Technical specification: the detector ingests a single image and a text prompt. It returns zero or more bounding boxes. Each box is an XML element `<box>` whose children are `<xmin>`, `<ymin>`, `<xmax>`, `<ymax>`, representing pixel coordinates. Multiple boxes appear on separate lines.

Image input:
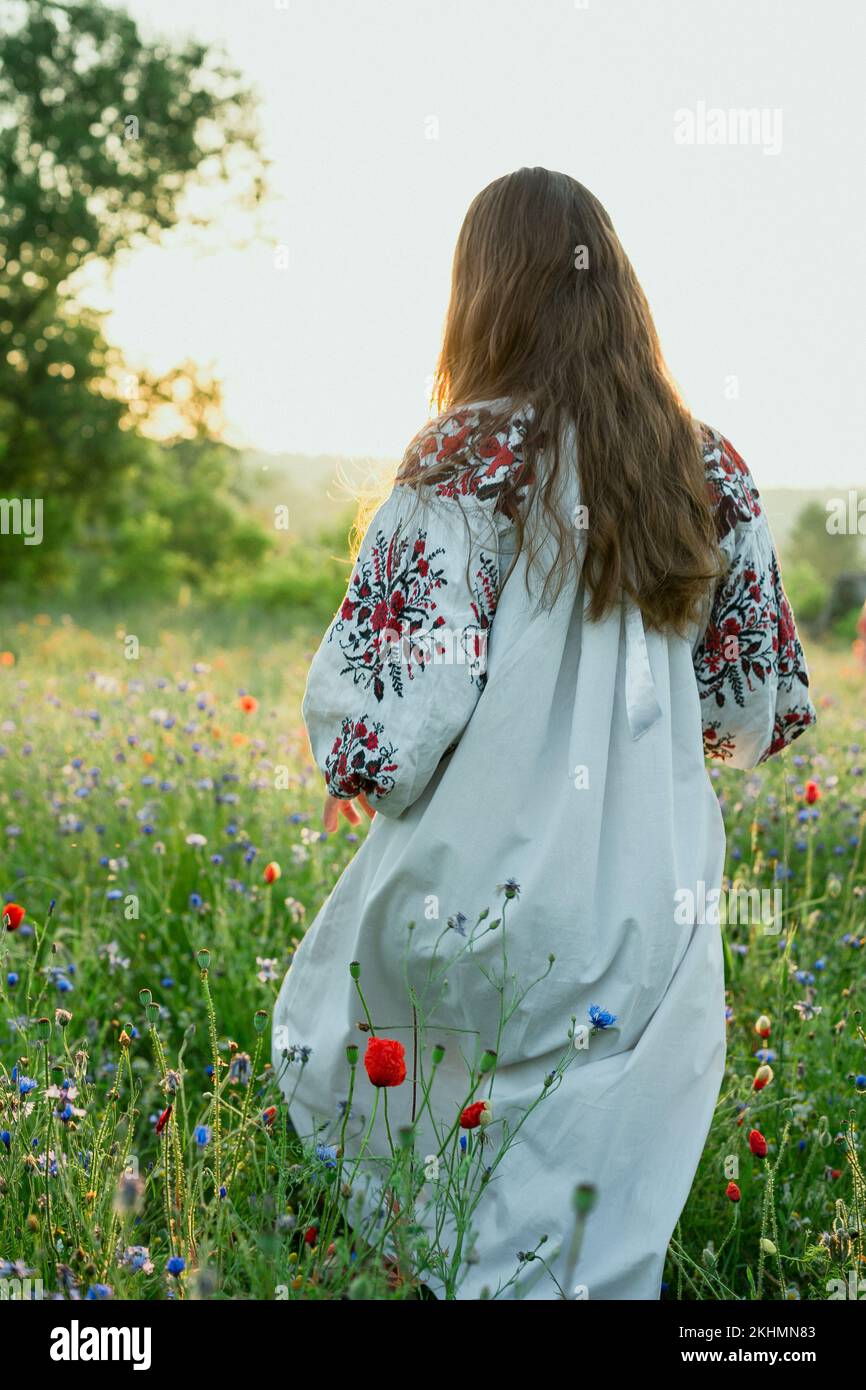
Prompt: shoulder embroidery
<box><xmin>405</xmin><ymin>405</ymin><xmax>535</xmax><ymax>505</ymax></box>
<box><xmin>700</xmin><ymin>424</ymin><xmax>762</xmax><ymax>542</ymax></box>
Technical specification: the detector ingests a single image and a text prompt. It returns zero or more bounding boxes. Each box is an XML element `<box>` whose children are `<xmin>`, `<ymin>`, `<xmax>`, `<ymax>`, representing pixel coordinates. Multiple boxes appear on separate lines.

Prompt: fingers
<box><xmin>323</xmin><ymin>792</ymin><xmax>375</xmax><ymax>831</ymax></box>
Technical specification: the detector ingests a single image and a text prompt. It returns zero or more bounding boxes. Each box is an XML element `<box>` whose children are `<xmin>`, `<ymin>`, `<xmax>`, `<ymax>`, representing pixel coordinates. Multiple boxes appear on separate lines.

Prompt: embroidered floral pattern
<box><xmin>700</xmin><ymin>424</ymin><xmax>762</xmax><ymax>540</ymax></box>
<box><xmin>694</xmin><ymin>428</ymin><xmax>816</xmax><ymax>763</ymax></box>
<box><xmin>405</xmin><ymin>405</ymin><xmax>535</xmax><ymax>505</ymax></box>
<box><xmin>328</xmin><ymin>525</ymin><xmax>448</xmax><ymax>702</ymax></box>
<box><xmin>462</xmin><ymin>552</ymin><xmax>499</xmax><ymax>690</ymax></box>
<box><xmin>324</xmin><ymin>715</ymin><xmax>399</xmax><ymax>801</ymax></box>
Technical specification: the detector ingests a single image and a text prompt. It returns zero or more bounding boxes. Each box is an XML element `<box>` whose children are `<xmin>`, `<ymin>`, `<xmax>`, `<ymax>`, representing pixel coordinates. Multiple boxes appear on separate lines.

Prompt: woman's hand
<box><xmin>323</xmin><ymin>791</ymin><xmax>376</xmax><ymax>833</ymax></box>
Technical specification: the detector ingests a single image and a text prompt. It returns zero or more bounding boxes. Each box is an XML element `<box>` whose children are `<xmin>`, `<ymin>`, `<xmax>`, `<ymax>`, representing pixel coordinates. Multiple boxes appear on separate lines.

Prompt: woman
<box><xmin>272</xmin><ymin>168</ymin><xmax>816</xmax><ymax>1299</ymax></box>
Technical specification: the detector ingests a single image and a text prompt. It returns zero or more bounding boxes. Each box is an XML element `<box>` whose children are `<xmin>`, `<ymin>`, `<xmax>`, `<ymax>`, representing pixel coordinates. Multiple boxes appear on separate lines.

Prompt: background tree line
<box><xmin>0</xmin><ymin>0</ymin><xmax>348</xmax><ymax>623</ymax></box>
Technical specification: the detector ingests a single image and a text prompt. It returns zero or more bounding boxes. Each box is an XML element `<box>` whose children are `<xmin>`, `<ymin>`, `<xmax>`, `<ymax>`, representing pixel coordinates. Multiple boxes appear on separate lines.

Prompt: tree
<box><xmin>788</xmin><ymin>501</ymin><xmax>863</xmax><ymax>583</ymax></box>
<box><xmin>0</xmin><ymin>0</ymin><xmax>268</xmax><ymax>596</ymax></box>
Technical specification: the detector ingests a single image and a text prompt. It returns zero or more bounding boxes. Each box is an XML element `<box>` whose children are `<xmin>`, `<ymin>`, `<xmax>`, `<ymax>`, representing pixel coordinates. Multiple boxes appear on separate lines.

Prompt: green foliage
<box><xmin>0</xmin><ymin>0</ymin><xmax>269</xmax><ymax>603</ymax></box>
<box><xmin>221</xmin><ymin>513</ymin><xmax>353</xmax><ymax>628</ymax></box>
<box><xmin>829</xmin><ymin>605</ymin><xmax>864</xmax><ymax>646</ymax></box>
<box><xmin>783</xmin><ymin>560</ymin><xmax>830</xmax><ymax>628</ymax></box>
<box><xmin>788</xmin><ymin>501</ymin><xmax>863</xmax><ymax>582</ymax></box>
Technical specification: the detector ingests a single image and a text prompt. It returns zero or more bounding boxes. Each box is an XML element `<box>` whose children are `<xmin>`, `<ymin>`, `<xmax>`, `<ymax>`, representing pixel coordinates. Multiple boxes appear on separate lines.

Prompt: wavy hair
<box><xmin>396</xmin><ymin>167</ymin><xmax>722</xmax><ymax>632</ymax></box>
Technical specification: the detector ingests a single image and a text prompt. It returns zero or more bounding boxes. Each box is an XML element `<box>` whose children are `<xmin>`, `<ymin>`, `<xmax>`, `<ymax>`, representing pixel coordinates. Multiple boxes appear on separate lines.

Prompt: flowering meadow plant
<box><xmin>0</xmin><ymin>618</ymin><xmax>863</xmax><ymax>1299</ymax></box>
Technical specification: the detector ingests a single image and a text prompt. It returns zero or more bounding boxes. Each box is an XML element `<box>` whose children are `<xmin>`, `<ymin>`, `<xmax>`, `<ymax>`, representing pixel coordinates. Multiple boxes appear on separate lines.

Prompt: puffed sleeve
<box><xmin>693</xmin><ymin>429</ymin><xmax>817</xmax><ymax>769</ymax></box>
<box><xmin>302</xmin><ymin>483</ymin><xmax>501</xmax><ymax>818</ymax></box>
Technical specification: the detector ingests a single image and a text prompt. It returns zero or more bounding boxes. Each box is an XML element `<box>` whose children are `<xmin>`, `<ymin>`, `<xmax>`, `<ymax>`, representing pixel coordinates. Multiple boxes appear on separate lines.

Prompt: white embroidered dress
<box><xmin>271</xmin><ymin>404</ymin><xmax>815</xmax><ymax>1300</ymax></box>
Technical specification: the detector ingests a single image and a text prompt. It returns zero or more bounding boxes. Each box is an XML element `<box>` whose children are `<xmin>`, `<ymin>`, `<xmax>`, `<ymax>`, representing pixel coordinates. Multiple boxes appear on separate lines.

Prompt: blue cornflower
<box><xmin>856</xmin><ymin>1075</ymin><xmax>866</xmax><ymax>1092</ymax></box>
<box><xmin>189</xmin><ymin>893</ymin><xmax>202</xmax><ymax>909</ymax></box>
<box><xmin>86</xmin><ymin>1284</ymin><xmax>113</xmax><ymax>1300</ymax></box>
<box><xmin>166</xmin><ymin>1256</ymin><xmax>185</xmax><ymax>1277</ymax></box>
<box><xmin>7</xmin><ymin>972</ymin><xmax>17</xmax><ymax>987</ymax></box>
<box><xmin>588</xmin><ymin>1004</ymin><xmax>618</xmax><ymax>1031</ymax></box>
<box><xmin>316</xmin><ymin>1143</ymin><xmax>338</xmax><ymax>1168</ymax></box>
<box><xmin>18</xmin><ymin>1077</ymin><xmax>37</xmax><ymax>1096</ymax></box>
<box><xmin>194</xmin><ymin>1125</ymin><xmax>211</xmax><ymax>1148</ymax></box>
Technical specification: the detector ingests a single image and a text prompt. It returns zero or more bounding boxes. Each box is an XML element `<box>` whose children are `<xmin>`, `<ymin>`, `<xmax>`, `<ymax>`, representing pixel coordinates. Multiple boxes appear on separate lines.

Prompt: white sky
<box><xmin>99</xmin><ymin>0</ymin><xmax>866</xmax><ymax>487</ymax></box>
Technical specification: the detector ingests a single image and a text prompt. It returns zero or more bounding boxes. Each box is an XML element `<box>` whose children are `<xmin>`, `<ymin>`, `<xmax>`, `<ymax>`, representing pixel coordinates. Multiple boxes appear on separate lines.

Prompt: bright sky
<box><xmin>99</xmin><ymin>0</ymin><xmax>866</xmax><ymax>486</ymax></box>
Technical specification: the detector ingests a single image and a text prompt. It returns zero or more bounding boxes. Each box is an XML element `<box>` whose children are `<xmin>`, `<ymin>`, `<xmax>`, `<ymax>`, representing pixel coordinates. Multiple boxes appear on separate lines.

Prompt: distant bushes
<box><xmin>783</xmin><ymin>561</ymin><xmax>831</xmax><ymax>628</ymax></box>
<box><xmin>206</xmin><ymin>517</ymin><xmax>353</xmax><ymax>628</ymax></box>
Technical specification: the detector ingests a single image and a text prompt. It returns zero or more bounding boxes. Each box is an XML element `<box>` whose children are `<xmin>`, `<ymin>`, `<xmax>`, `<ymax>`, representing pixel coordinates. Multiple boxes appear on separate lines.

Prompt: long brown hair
<box><xmin>397</xmin><ymin>168</ymin><xmax>722</xmax><ymax>631</ymax></box>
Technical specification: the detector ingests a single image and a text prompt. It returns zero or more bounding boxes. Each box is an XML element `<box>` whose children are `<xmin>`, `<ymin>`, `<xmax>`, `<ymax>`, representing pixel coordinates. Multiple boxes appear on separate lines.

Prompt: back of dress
<box><xmin>272</xmin><ymin>401</ymin><xmax>815</xmax><ymax>1299</ymax></box>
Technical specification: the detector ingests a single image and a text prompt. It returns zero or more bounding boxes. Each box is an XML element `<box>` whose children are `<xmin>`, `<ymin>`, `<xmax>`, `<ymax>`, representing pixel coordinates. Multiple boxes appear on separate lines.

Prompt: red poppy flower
<box><xmin>460</xmin><ymin>1100</ymin><xmax>492</xmax><ymax>1129</ymax></box>
<box><xmin>304</xmin><ymin>1225</ymin><xmax>318</xmax><ymax>1246</ymax></box>
<box><xmin>364</xmin><ymin>1037</ymin><xmax>406</xmax><ymax>1088</ymax></box>
<box><xmin>263</xmin><ymin>861</ymin><xmax>281</xmax><ymax>884</ymax></box>
<box><xmin>262</xmin><ymin>1106</ymin><xmax>277</xmax><ymax>1126</ymax></box>
<box><xmin>804</xmin><ymin>780</ymin><xmax>820</xmax><ymax>804</ymax></box>
<box><xmin>238</xmin><ymin>695</ymin><xmax>258</xmax><ymax>713</ymax></box>
<box><xmin>2</xmin><ymin>903</ymin><xmax>25</xmax><ymax>931</ymax></box>
<box><xmin>155</xmin><ymin>1104</ymin><xmax>172</xmax><ymax>1135</ymax></box>
<box><xmin>748</xmin><ymin>1128</ymin><xmax>768</xmax><ymax>1157</ymax></box>
<box><xmin>726</xmin><ymin>1181</ymin><xmax>741</xmax><ymax>1202</ymax></box>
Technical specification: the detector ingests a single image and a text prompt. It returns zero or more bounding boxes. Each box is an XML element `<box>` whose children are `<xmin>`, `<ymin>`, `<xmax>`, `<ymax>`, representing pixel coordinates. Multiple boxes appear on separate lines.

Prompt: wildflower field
<box><xmin>0</xmin><ymin>614</ymin><xmax>863</xmax><ymax>1301</ymax></box>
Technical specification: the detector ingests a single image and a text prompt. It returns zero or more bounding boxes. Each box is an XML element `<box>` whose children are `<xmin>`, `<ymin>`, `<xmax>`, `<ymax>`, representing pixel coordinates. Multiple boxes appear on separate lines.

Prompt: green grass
<box><xmin>0</xmin><ymin>616</ymin><xmax>863</xmax><ymax>1300</ymax></box>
